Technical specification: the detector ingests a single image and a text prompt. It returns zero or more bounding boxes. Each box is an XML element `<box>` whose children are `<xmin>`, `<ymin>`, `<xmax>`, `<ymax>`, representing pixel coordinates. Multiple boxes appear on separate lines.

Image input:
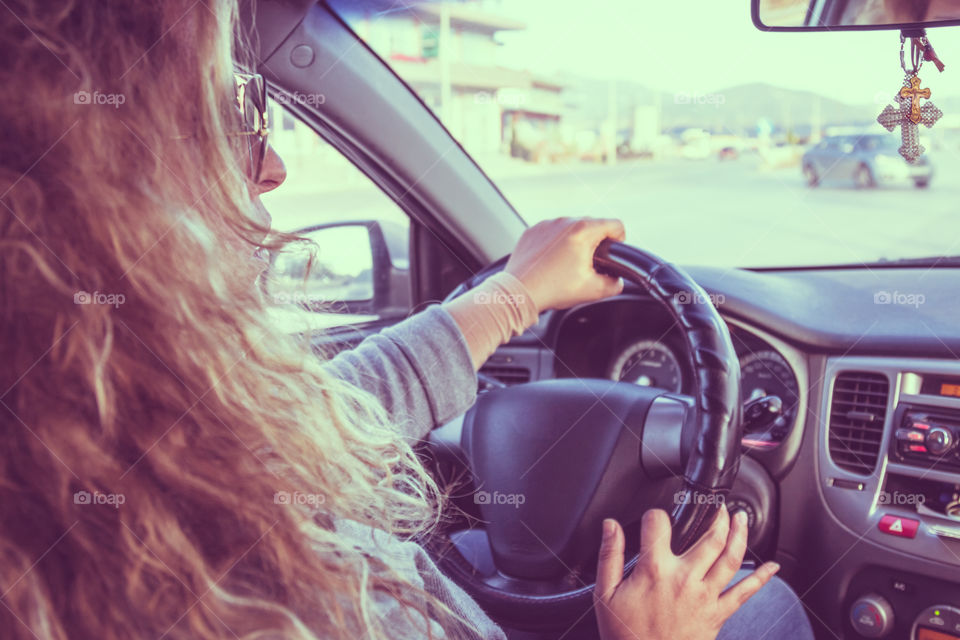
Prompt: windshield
<box><xmin>330</xmin><ymin>0</ymin><xmax>960</xmax><ymax>268</ymax></box>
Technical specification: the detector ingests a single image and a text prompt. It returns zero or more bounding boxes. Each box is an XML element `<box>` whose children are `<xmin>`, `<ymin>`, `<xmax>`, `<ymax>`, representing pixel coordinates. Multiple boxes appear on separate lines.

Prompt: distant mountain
<box><xmin>931</xmin><ymin>93</ymin><xmax>960</xmax><ymax>115</ymax></box>
<box><xmin>555</xmin><ymin>75</ymin><xmax>960</xmax><ymax>135</ymax></box>
<box><xmin>557</xmin><ymin>73</ymin><xmax>660</xmax><ymax>128</ymax></box>
<box><xmin>662</xmin><ymin>82</ymin><xmax>871</xmax><ymax>133</ymax></box>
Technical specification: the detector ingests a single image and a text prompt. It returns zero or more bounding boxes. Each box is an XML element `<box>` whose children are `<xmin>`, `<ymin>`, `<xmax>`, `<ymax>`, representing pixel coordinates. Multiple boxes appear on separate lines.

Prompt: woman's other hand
<box><xmin>594</xmin><ymin>507</ymin><xmax>781</xmax><ymax>640</ymax></box>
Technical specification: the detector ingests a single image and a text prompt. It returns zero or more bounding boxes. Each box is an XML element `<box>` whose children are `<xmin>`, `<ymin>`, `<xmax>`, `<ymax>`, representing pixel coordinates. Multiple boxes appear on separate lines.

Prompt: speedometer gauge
<box><xmin>607</xmin><ymin>340</ymin><xmax>683</xmax><ymax>393</ymax></box>
<box><xmin>739</xmin><ymin>350</ymin><xmax>800</xmax><ymax>420</ymax></box>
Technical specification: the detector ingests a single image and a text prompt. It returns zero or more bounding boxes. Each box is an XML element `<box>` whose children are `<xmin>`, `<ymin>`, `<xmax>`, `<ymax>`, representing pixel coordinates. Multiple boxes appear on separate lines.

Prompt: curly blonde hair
<box><xmin>0</xmin><ymin>1</ymin><xmax>468</xmax><ymax>638</ymax></box>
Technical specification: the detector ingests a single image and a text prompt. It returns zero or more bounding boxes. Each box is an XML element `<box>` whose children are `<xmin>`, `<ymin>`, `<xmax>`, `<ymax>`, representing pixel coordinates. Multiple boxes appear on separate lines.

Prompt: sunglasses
<box><xmin>232</xmin><ymin>72</ymin><xmax>270</xmax><ymax>183</ymax></box>
<box><xmin>171</xmin><ymin>73</ymin><xmax>270</xmax><ymax>181</ymax></box>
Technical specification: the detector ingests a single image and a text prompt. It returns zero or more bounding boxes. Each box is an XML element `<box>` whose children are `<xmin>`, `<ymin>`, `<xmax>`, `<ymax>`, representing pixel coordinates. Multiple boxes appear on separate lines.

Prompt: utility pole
<box><xmin>439</xmin><ymin>3</ymin><xmax>452</xmax><ymax>124</ymax></box>
<box><xmin>606</xmin><ymin>79</ymin><xmax>618</xmax><ymax>166</ymax></box>
<box><xmin>811</xmin><ymin>96</ymin><xmax>822</xmax><ymax>144</ymax></box>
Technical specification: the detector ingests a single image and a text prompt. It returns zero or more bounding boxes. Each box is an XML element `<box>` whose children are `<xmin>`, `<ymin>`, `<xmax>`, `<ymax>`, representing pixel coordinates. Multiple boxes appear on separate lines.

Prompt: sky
<box><xmin>493</xmin><ymin>0</ymin><xmax>960</xmax><ymax>104</ymax></box>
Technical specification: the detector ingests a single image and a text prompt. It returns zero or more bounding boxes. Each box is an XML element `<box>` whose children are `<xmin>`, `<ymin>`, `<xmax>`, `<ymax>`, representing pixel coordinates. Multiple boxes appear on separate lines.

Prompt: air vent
<box><xmin>479</xmin><ymin>365</ymin><xmax>531</xmax><ymax>386</ymax></box>
<box><xmin>828</xmin><ymin>371</ymin><xmax>890</xmax><ymax>475</ymax></box>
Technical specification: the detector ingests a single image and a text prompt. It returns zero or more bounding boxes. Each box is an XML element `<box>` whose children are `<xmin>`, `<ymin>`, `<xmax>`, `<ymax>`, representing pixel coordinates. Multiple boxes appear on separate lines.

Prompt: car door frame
<box><xmin>253</xmin><ymin>2</ymin><xmax>525</xmax><ymax>311</ymax></box>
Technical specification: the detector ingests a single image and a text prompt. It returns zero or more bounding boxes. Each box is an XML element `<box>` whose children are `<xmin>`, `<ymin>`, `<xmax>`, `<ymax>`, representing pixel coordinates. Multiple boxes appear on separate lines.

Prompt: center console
<box><xmin>819</xmin><ymin>358</ymin><xmax>960</xmax><ymax>639</ymax></box>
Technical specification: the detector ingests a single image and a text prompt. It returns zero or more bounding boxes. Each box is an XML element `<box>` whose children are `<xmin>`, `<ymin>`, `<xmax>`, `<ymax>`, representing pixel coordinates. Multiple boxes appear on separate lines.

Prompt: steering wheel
<box><xmin>427</xmin><ymin>240</ymin><xmax>742</xmax><ymax>631</ymax></box>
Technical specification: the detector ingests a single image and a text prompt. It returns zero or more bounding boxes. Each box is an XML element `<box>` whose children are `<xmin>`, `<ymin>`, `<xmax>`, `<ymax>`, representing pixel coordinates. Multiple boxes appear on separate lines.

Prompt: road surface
<box><xmin>264</xmin><ymin>152</ymin><xmax>960</xmax><ymax>269</ymax></box>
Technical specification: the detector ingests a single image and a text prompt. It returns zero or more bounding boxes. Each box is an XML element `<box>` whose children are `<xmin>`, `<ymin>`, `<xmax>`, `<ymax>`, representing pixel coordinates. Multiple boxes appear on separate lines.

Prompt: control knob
<box><xmin>927</xmin><ymin>426</ymin><xmax>954</xmax><ymax>456</ymax></box>
<box><xmin>850</xmin><ymin>594</ymin><xmax>894</xmax><ymax>638</ymax></box>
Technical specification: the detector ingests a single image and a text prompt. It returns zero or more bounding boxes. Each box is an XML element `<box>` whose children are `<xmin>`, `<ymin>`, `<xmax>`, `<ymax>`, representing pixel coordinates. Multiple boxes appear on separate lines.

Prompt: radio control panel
<box><xmin>892</xmin><ymin>405</ymin><xmax>960</xmax><ymax>473</ymax></box>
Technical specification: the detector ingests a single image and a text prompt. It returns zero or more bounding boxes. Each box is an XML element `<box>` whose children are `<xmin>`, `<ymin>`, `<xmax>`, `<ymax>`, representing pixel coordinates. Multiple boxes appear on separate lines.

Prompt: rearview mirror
<box><xmin>753</xmin><ymin>0</ymin><xmax>960</xmax><ymax>31</ymax></box>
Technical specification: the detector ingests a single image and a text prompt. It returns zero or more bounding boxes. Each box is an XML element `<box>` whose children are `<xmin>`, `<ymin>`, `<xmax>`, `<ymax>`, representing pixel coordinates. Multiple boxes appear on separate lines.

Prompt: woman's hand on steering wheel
<box><xmin>594</xmin><ymin>507</ymin><xmax>781</xmax><ymax>640</ymax></box>
<box><xmin>505</xmin><ymin>217</ymin><xmax>626</xmax><ymax>312</ymax></box>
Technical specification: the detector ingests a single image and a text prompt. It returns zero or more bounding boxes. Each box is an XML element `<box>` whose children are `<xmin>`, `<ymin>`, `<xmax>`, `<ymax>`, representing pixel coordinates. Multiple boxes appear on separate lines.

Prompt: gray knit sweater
<box><xmin>325</xmin><ymin>305</ymin><xmax>507</xmax><ymax>640</ymax></box>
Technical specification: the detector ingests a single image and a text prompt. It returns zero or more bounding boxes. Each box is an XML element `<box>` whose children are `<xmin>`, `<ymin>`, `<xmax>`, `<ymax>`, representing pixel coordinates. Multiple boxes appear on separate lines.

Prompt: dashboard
<box><xmin>475</xmin><ymin>266</ymin><xmax>960</xmax><ymax>640</ymax></box>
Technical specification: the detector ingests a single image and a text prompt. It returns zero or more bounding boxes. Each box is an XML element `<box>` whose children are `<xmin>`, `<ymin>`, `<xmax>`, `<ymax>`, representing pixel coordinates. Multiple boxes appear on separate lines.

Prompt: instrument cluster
<box><xmin>605</xmin><ymin>327</ymin><xmax>801</xmax><ymax>435</ymax></box>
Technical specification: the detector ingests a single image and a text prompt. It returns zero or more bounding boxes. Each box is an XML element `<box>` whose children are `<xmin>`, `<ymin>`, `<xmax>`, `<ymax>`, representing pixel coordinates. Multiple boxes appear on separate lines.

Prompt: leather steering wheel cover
<box><xmin>593</xmin><ymin>240</ymin><xmax>742</xmax><ymax>552</ymax></box>
<box><xmin>433</xmin><ymin>240</ymin><xmax>742</xmax><ymax>629</ymax></box>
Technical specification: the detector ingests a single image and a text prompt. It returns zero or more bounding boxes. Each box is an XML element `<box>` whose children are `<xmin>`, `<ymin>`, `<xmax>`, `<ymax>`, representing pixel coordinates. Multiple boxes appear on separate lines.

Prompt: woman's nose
<box><xmin>253</xmin><ymin>144</ymin><xmax>286</xmax><ymax>195</ymax></box>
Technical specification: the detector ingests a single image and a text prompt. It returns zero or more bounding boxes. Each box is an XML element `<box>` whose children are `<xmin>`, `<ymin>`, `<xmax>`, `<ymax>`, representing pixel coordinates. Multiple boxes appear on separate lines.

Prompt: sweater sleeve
<box><xmin>323</xmin><ymin>305</ymin><xmax>478</xmax><ymax>441</ymax></box>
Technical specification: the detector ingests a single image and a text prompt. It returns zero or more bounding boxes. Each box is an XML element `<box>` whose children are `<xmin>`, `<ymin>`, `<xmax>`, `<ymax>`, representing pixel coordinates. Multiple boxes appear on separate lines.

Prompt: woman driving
<box><xmin>0</xmin><ymin>1</ymin><xmax>813</xmax><ymax>638</ymax></box>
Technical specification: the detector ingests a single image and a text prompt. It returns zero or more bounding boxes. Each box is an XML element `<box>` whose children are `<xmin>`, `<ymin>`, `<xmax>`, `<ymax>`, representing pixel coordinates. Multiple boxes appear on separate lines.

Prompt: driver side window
<box><xmin>261</xmin><ymin>99</ymin><xmax>412</xmax><ymax>329</ymax></box>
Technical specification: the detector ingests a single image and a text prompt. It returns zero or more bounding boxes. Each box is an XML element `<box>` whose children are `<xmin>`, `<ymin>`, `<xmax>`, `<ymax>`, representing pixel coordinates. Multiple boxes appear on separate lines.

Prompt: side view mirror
<box><xmin>267</xmin><ymin>220</ymin><xmax>410</xmax><ymax>319</ymax></box>
<box><xmin>753</xmin><ymin>0</ymin><xmax>960</xmax><ymax>31</ymax></box>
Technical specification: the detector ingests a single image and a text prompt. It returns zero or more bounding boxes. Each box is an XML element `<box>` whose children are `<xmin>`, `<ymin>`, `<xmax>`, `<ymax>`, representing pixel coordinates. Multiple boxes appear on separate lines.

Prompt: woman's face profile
<box><xmin>246</xmin><ymin>144</ymin><xmax>286</xmax><ymax>230</ymax></box>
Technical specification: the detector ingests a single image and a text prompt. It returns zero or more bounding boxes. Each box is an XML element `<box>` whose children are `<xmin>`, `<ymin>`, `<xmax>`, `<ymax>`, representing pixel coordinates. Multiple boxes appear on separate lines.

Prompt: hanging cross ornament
<box><xmin>876</xmin><ymin>34</ymin><xmax>946</xmax><ymax>165</ymax></box>
<box><xmin>877</xmin><ymin>74</ymin><xmax>942</xmax><ymax>164</ymax></box>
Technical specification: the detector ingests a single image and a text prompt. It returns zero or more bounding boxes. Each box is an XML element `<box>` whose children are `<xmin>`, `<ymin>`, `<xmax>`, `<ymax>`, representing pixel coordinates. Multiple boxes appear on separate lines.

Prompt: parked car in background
<box><xmin>801</xmin><ymin>134</ymin><xmax>933</xmax><ymax>189</ymax></box>
<box><xmin>718</xmin><ymin>146</ymin><xmax>739</xmax><ymax>161</ymax></box>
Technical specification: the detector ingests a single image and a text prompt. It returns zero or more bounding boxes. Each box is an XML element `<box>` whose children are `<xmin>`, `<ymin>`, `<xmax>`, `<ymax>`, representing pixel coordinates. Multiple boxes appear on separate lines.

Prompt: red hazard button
<box><xmin>878</xmin><ymin>515</ymin><xmax>919</xmax><ymax>539</ymax></box>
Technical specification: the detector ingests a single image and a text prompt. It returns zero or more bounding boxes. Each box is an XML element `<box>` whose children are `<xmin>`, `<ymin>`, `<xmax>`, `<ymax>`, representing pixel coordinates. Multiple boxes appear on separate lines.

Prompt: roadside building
<box><xmin>316</xmin><ymin>1</ymin><xmax>566</xmax><ymax>161</ymax></box>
